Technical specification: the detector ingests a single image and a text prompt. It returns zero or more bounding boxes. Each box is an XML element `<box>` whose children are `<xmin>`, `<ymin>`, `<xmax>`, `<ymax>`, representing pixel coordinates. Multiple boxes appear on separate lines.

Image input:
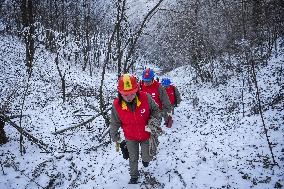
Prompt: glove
<box><xmin>114</xmin><ymin>135</ymin><xmax>121</xmax><ymax>152</ymax></box>
<box><xmin>115</xmin><ymin>142</ymin><xmax>120</xmax><ymax>152</ymax></box>
<box><xmin>164</xmin><ymin>115</ymin><xmax>173</xmax><ymax>128</ymax></box>
<box><xmin>112</xmin><ymin>132</ymin><xmax>121</xmax><ymax>143</ymax></box>
<box><xmin>145</xmin><ymin>125</ymin><xmax>151</xmax><ymax>133</ymax></box>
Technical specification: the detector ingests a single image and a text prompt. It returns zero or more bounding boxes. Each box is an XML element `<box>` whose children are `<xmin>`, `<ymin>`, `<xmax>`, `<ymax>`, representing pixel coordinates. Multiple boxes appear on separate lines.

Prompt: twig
<box><xmin>40</xmin><ymin>140</ymin><xmax>111</xmax><ymax>154</ymax></box>
<box><xmin>19</xmin><ymin>74</ymin><xmax>32</xmax><ymax>155</ymax></box>
<box><xmin>98</xmin><ymin>127</ymin><xmax>110</xmax><ymax>142</ymax></box>
<box><xmin>53</xmin><ymin>107</ymin><xmax>112</xmax><ymax>135</ymax></box>
<box><xmin>125</xmin><ymin>0</ymin><xmax>165</xmax><ymax>72</ymax></box>
<box><xmin>174</xmin><ymin>170</ymin><xmax>187</xmax><ymax>188</ymax></box>
<box><xmin>250</xmin><ymin>59</ymin><xmax>278</xmax><ymax>166</ymax></box>
<box><xmin>1</xmin><ymin>161</ymin><xmax>5</xmax><ymax>175</ymax></box>
<box><xmin>2</xmin><ymin>114</ymin><xmax>49</xmax><ymax>151</ymax></box>
<box><xmin>85</xmin><ymin>141</ymin><xmax>111</xmax><ymax>152</ymax></box>
<box><xmin>72</xmin><ymin>114</ymin><xmax>94</xmax><ymax>117</ymax></box>
<box><xmin>9</xmin><ymin>114</ymin><xmax>30</xmax><ymax>119</ymax></box>
<box><xmin>6</xmin><ymin>159</ymin><xmax>45</xmax><ymax>188</ymax></box>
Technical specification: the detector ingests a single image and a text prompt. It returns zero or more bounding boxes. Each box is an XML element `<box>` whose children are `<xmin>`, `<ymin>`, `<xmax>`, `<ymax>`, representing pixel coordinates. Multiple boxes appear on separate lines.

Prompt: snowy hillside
<box><xmin>1</xmin><ymin>34</ymin><xmax>284</xmax><ymax>189</ymax></box>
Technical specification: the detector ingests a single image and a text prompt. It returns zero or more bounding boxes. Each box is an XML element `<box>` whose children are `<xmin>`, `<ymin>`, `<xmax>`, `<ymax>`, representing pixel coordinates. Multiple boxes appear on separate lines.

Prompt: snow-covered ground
<box><xmin>0</xmin><ymin>34</ymin><xmax>283</xmax><ymax>189</ymax></box>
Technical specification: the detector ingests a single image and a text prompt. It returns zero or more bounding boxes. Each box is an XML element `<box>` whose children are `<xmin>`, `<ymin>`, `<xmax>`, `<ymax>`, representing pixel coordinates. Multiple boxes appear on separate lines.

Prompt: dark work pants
<box><xmin>126</xmin><ymin>140</ymin><xmax>152</xmax><ymax>178</ymax></box>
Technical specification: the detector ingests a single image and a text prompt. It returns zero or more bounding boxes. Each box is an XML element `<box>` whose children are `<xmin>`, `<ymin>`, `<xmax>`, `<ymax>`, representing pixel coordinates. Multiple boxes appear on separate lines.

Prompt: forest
<box><xmin>0</xmin><ymin>0</ymin><xmax>283</xmax><ymax>188</ymax></box>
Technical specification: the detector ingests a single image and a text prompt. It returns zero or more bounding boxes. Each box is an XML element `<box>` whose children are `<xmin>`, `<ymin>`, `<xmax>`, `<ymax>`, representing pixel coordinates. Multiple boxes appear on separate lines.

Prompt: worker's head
<box><xmin>117</xmin><ymin>74</ymin><xmax>138</xmax><ymax>102</ymax></box>
<box><xmin>142</xmin><ymin>68</ymin><xmax>155</xmax><ymax>86</ymax></box>
<box><xmin>161</xmin><ymin>78</ymin><xmax>171</xmax><ymax>87</ymax></box>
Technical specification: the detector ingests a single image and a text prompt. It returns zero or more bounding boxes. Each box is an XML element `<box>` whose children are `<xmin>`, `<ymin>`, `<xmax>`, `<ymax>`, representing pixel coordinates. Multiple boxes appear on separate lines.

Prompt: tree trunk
<box><xmin>55</xmin><ymin>54</ymin><xmax>66</xmax><ymax>103</ymax></box>
<box><xmin>0</xmin><ymin>116</ymin><xmax>8</xmax><ymax>144</ymax></box>
<box><xmin>21</xmin><ymin>0</ymin><xmax>35</xmax><ymax>76</ymax></box>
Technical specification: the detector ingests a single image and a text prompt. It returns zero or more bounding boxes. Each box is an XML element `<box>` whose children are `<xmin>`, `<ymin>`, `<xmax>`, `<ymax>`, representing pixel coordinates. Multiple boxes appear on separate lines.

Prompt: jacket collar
<box><xmin>121</xmin><ymin>95</ymin><xmax>141</xmax><ymax>110</ymax></box>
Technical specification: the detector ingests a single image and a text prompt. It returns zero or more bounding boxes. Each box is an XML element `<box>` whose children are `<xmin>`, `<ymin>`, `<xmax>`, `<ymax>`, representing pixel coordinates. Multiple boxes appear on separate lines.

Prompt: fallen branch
<box><xmin>7</xmin><ymin>159</ymin><xmax>45</xmax><ymax>189</ymax></box>
<box><xmin>40</xmin><ymin>141</ymin><xmax>111</xmax><ymax>154</ymax></box>
<box><xmin>53</xmin><ymin>107</ymin><xmax>112</xmax><ymax>135</ymax></box>
<box><xmin>72</xmin><ymin>114</ymin><xmax>95</xmax><ymax>117</ymax></box>
<box><xmin>9</xmin><ymin>114</ymin><xmax>30</xmax><ymax>119</ymax></box>
<box><xmin>98</xmin><ymin>127</ymin><xmax>110</xmax><ymax>143</ymax></box>
<box><xmin>85</xmin><ymin>141</ymin><xmax>111</xmax><ymax>152</ymax></box>
<box><xmin>250</xmin><ymin>58</ymin><xmax>278</xmax><ymax>166</ymax></box>
<box><xmin>250</xmin><ymin>92</ymin><xmax>284</xmax><ymax>115</ymax></box>
<box><xmin>2</xmin><ymin>114</ymin><xmax>49</xmax><ymax>151</ymax></box>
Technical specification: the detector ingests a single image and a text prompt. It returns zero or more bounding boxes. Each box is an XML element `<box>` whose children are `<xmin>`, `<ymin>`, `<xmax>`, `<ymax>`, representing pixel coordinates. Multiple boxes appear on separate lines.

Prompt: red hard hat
<box><xmin>117</xmin><ymin>74</ymin><xmax>138</xmax><ymax>95</ymax></box>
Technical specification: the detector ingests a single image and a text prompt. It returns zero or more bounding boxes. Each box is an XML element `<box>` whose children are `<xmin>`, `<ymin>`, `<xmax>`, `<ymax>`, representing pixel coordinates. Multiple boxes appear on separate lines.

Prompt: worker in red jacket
<box><xmin>110</xmin><ymin>74</ymin><xmax>162</xmax><ymax>184</ymax></box>
<box><xmin>161</xmin><ymin>78</ymin><xmax>182</xmax><ymax>113</ymax></box>
<box><xmin>140</xmin><ymin>68</ymin><xmax>172</xmax><ymax>127</ymax></box>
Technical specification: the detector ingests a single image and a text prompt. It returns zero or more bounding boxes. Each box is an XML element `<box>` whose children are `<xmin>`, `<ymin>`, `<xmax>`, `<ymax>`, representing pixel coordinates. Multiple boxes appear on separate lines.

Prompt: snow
<box><xmin>0</xmin><ymin>19</ymin><xmax>5</xmax><ymax>31</ymax></box>
<box><xmin>1</xmin><ymin>34</ymin><xmax>284</xmax><ymax>189</ymax></box>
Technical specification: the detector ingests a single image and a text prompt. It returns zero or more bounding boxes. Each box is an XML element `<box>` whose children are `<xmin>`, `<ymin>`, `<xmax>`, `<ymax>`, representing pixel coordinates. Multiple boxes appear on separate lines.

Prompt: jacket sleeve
<box><xmin>158</xmin><ymin>86</ymin><xmax>172</xmax><ymax>114</ymax></box>
<box><xmin>110</xmin><ymin>103</ymin><xmax>121</xmax><ymax>142</ymax></box>
<box><xmin>147</xmin><ymin>94</ymin><xmax>161</xmax><ymax>121</ymax></box>
<box><xmin>174</xmin><ymin>86</ymin><xmax>182</xmax><ymax>105</ymax></box>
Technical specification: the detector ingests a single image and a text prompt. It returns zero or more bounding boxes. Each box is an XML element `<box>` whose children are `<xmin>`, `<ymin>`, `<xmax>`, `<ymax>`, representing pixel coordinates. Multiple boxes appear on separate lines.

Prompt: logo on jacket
<box><xmin>140</xmin><ymin>108</ymin><xmax>145</xmax><ymax>114</ymax></box>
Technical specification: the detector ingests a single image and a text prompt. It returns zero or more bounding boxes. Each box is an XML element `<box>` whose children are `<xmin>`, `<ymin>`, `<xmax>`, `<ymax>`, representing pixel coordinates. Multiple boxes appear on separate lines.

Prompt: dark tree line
<box><xmin>139</xmin><ymin>0</ymin><xmax>284</xmax><ymax>82</ymax></box>
<box><xmin>0</xmin><ymin>0</ymin><xmax>167</xmax><ymax>141</ymax></box>
<box><xmin>0</xmin><ymin>0</ymin><xmax>114</xmax><ymax>75</ymax></box>
<box><xmin>1</xmin><ymin>0</ymin><xmax>283</xmax><ymax>78</ymax></box>
<box><xmin>0</xmin><ymin>0</ymin><xmax>283</xmax><ymax>110</ymax></box>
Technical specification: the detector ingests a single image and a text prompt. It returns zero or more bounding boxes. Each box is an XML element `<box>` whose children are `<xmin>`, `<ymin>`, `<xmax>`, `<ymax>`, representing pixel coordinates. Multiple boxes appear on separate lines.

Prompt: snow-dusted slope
<box><xmin>1</xmin><ymin>34</ymin><xmax>283</xmax><ymax>189</ymax></box>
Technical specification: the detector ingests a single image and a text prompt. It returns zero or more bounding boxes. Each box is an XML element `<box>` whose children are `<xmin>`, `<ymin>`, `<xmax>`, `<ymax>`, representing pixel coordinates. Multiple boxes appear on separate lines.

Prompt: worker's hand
<box><xmin>115</xmin><ymin>142</ymin><xmax>120</xmax><ymax>152</ymax></box>
<box><xmin>145</xmin><ymin>125</ymin><xmax>151</xmax><ymax>133</ymax></box>
<box><xmin>114</xmin><ymin>134</ymin><xmax>121</xmax><ymax>152</ymax></box>
<box><xmin>156</xmin><ymin>126</ymin><xmax>164</xmax><ymax>135</ymax></box>
<box><xmin>164</xmin><ymin>115</ymin><xmax>173</xmax><ymax>128</ymax></box>
<box><xmin>113</xmin><ymin>133</ymin><xmax>121</xmax><ymax>143</ymax></box>
<box><xmin>167</xmin><ymin>111</ymin><xmax>173</xmax><ymax>117</ymax></box>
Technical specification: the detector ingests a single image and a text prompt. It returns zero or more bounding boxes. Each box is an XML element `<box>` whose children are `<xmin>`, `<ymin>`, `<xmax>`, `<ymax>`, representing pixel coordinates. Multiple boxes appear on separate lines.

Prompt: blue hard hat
<box><xmin>161</xmin><ymin>78</ymin><xmax>171</xmax><ymax>87</ymax></box>
<box><xmin>142</xmin><ymin>68</ymin><xmax>155</xmax><ymax>81</ymax></box>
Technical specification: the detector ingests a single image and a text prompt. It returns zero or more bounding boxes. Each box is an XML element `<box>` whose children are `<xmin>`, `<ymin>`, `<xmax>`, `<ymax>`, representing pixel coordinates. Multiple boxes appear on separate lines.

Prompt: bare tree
<box><xmin>55</xmin><ymin>51</ymin><xmax>68</xmax><ymax>103</ymax></box>
<box><xmin>0</xmin><ymin>114</ymin><xmax>8</xmax><ymax>144</ymax></box>
<box><xmin>21</xmin><ymin>0</ymin><xmax>36</xmax><ymax>76</ymax></box>
<box><xmin>98</xmin><ymin>0</ymin><xmax>166</xmax><ymax>127</ymax></box>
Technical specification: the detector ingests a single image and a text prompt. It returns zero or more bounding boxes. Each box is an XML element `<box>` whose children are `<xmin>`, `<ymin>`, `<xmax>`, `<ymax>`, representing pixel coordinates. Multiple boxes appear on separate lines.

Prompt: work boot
<box><xmin>142</xmin><ymin>161</ymin><xmax>149</xmax><ymax>167</ymax></box>
<box><xmin>128</xmin><ymin>177</ymin><xmax>138</xmax><ymax>184</ymax></box>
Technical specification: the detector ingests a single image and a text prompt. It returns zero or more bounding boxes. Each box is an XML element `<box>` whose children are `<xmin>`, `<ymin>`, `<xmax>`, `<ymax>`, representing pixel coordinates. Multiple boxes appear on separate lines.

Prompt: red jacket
<box><xmin>140</xmin><ymin>80</ymin><xmax>162</xmax><ymax>110</ymax></box>
<box><xmin>113</xmin><ymin>92</ymin><xmax>150</xmax><ymax>141</ymax></box>
<box><xmin>165</xmin><ymin>85</ymin><xmax>176</xmax><ymax>105</ymax></box>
